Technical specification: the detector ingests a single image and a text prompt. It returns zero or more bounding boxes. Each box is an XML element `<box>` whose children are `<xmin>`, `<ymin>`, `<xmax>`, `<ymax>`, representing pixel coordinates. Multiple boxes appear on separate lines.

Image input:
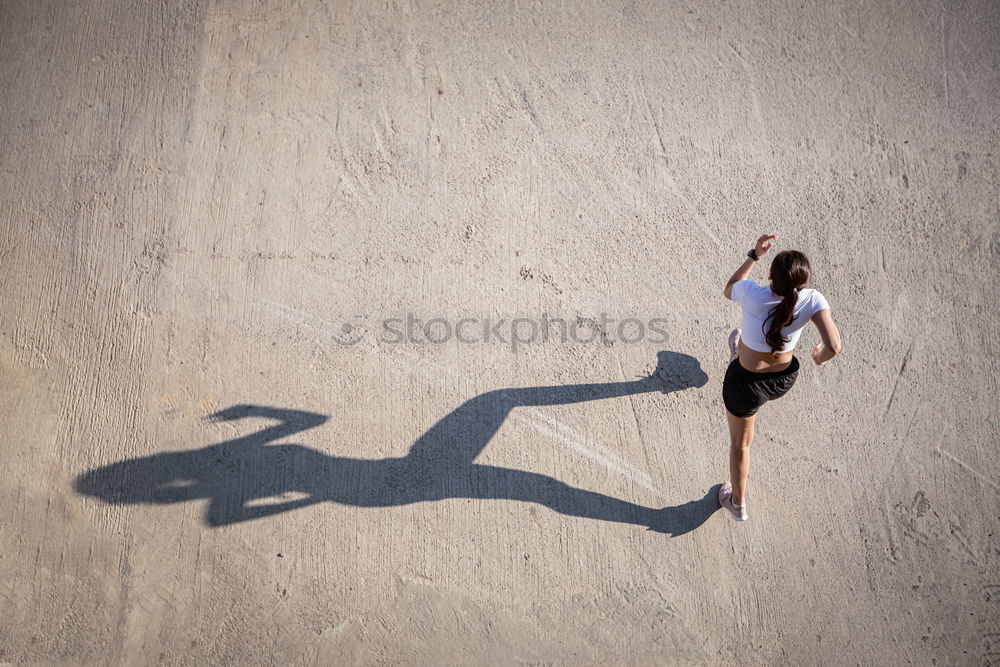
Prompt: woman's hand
<box><xmin>812</xmin><ymin>341</ymin><xmax>828</xmax><ymax>366</ymax></box>
<box><xmin>755</xmin><ymin>234</ymin><xmax>778</xmax><ymax>258</ymax></box>
<box><xmin>724</xmin><ymin>234</ymin><xmax>777</xmax><ymax>298</ymax></box>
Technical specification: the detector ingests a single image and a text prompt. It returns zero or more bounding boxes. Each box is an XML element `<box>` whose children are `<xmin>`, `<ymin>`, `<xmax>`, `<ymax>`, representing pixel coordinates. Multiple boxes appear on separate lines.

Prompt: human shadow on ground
<box><xmin>75</xmin><ymin>351</ymin><xmax>720</xmax><ymax>536</ymax></box>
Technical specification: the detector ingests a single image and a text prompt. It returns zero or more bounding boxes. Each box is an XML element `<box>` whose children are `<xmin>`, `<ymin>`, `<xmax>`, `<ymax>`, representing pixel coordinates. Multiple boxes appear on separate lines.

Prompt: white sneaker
<box><xmin>719</xmin><ymin>481</ymin><xmax>748</xmax><ymax>521</ymax></box>
<box><xmin>728</xmin><ymin>329</ymin><xmax>742</xmax><ymax>362</ymax></box>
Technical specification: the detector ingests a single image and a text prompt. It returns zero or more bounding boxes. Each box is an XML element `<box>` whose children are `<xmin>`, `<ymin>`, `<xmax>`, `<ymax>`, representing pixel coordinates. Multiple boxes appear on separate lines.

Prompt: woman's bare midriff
<box><xmin>737</xmin><ymin>340</ymin><xmax>794</xmax><ymax>372</ymax></box>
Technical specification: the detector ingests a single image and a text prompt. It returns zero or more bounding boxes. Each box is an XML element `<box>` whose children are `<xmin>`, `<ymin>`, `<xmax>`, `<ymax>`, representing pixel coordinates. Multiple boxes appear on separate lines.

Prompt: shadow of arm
<box><xmin>205</xmin><ymin>494</ymin><xmax>322</xmax><ymax>527</ymax></box>
<box><xmin>208</xmin><ymin>405</ymin><xmax>329</xmax><ymax>445</ymax></box>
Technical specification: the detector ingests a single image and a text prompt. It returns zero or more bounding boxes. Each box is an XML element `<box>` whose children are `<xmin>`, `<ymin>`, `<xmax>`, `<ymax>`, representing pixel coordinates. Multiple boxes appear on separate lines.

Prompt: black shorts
<box><xmin>722</xmin><ymin>356</ymin><xmax>800</xmax><ymax>418</ymax></box>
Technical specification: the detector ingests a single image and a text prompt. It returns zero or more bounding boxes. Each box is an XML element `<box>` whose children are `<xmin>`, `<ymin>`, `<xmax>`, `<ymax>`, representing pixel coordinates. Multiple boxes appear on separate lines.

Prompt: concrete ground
<box><xmin>1</xmin><ymin>0</ymin><xmax>997</xmax><ymax>664</ymax></box>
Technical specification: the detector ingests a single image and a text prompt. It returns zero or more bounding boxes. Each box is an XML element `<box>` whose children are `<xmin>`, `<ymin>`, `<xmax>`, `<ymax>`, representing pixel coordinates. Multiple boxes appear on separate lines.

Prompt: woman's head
<box><xmin>764</xmin><ymin>250</ymin><xmax>812</xmax><ymax>353</ymax></box>
<box><xmin>768</xmin><ymin>250</ymin><xmax>812</xmax><ymax>295</ymax></box>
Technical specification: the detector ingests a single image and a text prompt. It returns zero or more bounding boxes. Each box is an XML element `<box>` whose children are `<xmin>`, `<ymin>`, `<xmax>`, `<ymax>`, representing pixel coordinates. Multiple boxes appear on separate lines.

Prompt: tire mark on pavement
<box><xmin>934</xmin><ymin>446</ymin><xmax>1000</xmax><ymax>493</ymax></box>
<box><xmin>883</xmin><ymin>339</ymin><xmax>914</xmax><ymax>419</ymax></box>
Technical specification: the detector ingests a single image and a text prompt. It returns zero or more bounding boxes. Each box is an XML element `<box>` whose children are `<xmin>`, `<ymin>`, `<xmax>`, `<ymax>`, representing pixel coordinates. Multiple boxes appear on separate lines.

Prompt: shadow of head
<box><xmin>74</xmin><ymin>452</ymin><xmax>207</xmax><ymax>505</ymax></box>
<box><xmin>655</xmin><ymin>350</ymin><xmax>709</xmax><ymax>391</ymax></box>
<box><xmin>74</xmin><ymin>405</ymin><xmax>332</xmax><ymax>506</ymax></box>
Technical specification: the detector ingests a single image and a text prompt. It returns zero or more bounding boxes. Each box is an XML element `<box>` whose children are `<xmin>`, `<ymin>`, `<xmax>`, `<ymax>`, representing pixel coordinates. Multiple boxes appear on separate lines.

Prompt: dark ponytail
<box><xmin>763</xmin><ymin>250</ymin><xmax>812</xmax><ymax>354</ymax></box>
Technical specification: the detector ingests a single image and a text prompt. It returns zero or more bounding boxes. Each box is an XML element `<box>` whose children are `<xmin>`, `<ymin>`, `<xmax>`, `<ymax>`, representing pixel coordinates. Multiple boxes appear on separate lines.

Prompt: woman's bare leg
<box><xmin>726</xmin><ymin>411</ymin><xmax>756</xmax><ymax>505</ymax></box>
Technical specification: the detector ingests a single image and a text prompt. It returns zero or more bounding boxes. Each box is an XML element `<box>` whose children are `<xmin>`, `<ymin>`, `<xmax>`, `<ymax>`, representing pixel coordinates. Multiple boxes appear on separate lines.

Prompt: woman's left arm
<box><xmin>724</xmin><ymin>234</ymin><xmax>777</xmax><ymax>299</ymax></box>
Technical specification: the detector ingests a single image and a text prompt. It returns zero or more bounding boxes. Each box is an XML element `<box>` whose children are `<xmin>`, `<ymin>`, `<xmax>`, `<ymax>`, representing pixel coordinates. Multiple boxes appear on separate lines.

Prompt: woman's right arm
<box><xmin>810</xmin><ymin>309</ymin><xmax>842</xmax><ymax>365</ymax></box>
<box><xmin>723</xmin><ymin>234</ymin><xmax>777</xmax><ymax>299</ymax></box>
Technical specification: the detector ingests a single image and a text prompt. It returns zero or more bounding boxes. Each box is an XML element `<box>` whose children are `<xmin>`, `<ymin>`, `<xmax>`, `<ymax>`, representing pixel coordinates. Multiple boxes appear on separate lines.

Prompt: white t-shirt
<box><xmin>731</xmin><ymin>279</ymin><xmax>830</xmax><ymax>353</ymax></box>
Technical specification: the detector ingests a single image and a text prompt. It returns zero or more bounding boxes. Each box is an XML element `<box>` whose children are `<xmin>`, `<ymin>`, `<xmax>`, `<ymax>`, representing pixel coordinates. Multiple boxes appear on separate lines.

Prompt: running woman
<box><xmin>719</xmin><ymin>235</ymin><xmax>842</xmax><ymax>521</ymax></box>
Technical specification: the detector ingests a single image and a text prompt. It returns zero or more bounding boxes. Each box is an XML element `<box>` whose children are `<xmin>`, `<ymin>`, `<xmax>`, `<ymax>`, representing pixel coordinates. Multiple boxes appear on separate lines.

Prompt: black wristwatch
<box><xmin>747</xmin><ymin>249</ymin><xmax>758</xmax><ymax>261</ymax></box>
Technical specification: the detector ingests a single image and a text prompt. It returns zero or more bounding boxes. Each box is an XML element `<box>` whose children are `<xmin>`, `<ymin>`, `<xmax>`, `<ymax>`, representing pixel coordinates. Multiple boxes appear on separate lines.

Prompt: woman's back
<box><xmin>731</xmin><ymin>279</ymin><xmax>830</xmax><ymax>355</ymax></box>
